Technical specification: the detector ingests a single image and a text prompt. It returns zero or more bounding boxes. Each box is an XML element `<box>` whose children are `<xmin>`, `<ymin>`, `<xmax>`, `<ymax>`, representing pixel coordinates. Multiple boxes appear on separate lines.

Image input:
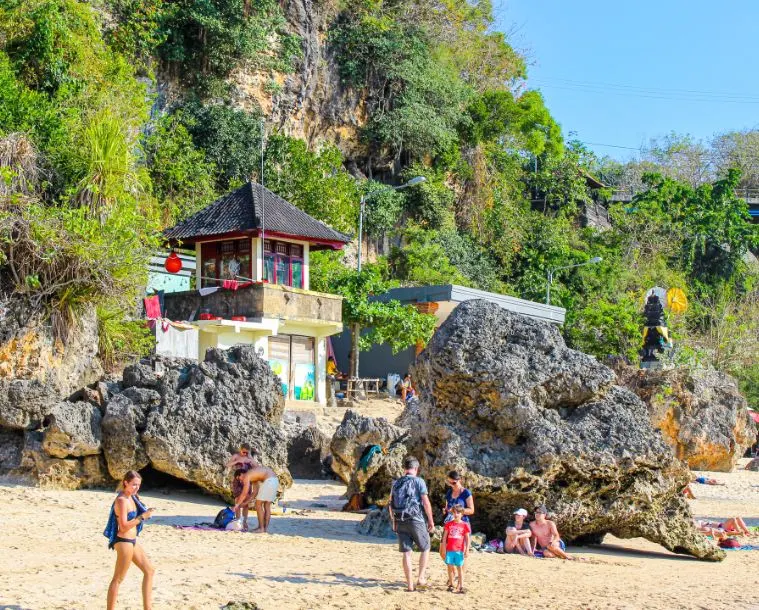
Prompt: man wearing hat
<box><xmin>504</xmin><ymin>508</ymin><xmax>533</xmax><ymax>555</ymax></box>
<box><xmin>529</xmin><ymin>505</ymin><xmax>574</xmax><ymax>560</ymax></box>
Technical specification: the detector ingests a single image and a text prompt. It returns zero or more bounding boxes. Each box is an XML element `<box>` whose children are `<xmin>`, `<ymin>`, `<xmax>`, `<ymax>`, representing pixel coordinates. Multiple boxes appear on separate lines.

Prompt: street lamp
<box><xmin>357</xmin><ymin>176</ymin><xmax>426</xmax><ymax>272</ymax></box>
<box><xmin>545</xmin><ymin>256</ymin><xmax>603</xmax><ymax>305</ymax></box>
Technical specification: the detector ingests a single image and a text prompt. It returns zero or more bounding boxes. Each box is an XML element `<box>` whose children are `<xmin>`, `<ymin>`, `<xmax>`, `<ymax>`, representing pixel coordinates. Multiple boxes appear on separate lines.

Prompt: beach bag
<box><xmin>214</xmin><ymin>507</ymin><xmax>235</xmax><ymax>529</ymax></box>
<box><xmin>391</xmin><ymin>475</ymin><xmax>421</xmax><ymax>522</ymax></box>
<box><xmin>225</xmin><ymin>518</ymin><xmax>244</xmax><ymax>532</ymax></box>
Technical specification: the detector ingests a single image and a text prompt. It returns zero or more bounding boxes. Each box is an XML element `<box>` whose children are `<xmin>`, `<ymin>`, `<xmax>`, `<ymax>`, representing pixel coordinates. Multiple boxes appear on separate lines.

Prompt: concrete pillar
<box><xmin>315</xmin><ymin>335</ymin><xmax>327</xmax><ymax>405</ymax></box>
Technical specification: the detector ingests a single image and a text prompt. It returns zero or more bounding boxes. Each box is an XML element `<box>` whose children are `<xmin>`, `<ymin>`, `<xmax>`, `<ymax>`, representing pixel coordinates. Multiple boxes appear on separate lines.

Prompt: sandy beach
<box><xmin>0</xmin><ymin>453</ymin><xmax>758</xmax><ymax>610</ymax></box>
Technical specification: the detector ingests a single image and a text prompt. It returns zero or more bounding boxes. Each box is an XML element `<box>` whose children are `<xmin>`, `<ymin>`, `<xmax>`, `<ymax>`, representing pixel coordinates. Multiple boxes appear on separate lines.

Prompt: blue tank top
<box><xmin>445</xmin><ymin>487</ymin><xmax>472</xmax><ymax>523</ymax></box>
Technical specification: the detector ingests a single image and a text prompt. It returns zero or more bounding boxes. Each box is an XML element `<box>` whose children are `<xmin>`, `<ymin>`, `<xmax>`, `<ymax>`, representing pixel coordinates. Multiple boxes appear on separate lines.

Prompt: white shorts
<box><xmin>256</xmin><ymin>477</ymin><xmax>279</xmax><ymax>502</ymax></box>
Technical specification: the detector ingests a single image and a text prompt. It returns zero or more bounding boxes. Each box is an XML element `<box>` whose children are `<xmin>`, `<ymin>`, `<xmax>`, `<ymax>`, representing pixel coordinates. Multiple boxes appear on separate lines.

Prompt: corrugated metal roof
<box><xmin>164</xmin><ymin>182</ymin><xmax>352</xmax><ymax>246</ymax></box>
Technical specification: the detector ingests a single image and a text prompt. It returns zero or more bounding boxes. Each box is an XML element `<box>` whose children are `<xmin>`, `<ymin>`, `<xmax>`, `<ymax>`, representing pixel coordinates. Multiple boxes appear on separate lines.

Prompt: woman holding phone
<box><xmin>105</xmin><ymin>470</ymin><xmax>155</xmax><ymax>610</ymax></box>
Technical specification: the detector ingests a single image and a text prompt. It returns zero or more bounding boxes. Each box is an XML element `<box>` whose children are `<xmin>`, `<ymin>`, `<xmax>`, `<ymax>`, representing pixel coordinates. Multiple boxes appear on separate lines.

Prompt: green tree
<box><xmin>179</xmin><ymin>101</ymin><xmax>263</xmax><ymax>189</ymax></box>
<box><xmin>263</xmin><ymin>134</ymin><xmax>359</xmax><ymax>233</ymax></box>
<box><xmin>144</xmin><ymin>113</ymin><xmax>218</xmax><ymax>226</ymax></box>
<box><xmin>310</xmin><ymin>254</ymin><xmax>436</xmax><ymax>377</ymax></box>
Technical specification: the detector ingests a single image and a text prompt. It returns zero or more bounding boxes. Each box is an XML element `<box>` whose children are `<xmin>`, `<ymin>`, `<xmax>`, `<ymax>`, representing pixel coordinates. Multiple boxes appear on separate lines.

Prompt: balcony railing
<box><xmin>162</xmin><ymin>283</ymin><xmax>343</xmax><ymax>325</ymax></box>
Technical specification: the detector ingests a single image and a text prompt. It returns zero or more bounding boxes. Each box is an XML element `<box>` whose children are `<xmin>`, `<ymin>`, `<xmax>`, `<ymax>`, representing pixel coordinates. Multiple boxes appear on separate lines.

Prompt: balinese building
<box><xmin>157</xmin><ymin>181</ymin><xmax>351</xmax><ymax>405</ymax></box>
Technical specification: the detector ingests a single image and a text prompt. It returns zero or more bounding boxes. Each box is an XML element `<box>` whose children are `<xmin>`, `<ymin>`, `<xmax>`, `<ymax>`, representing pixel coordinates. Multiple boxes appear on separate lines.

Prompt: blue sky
<box><xmin>499</xmin><ymin>1</ymin><xmax>759</xmax><ymax>160</ymax></box>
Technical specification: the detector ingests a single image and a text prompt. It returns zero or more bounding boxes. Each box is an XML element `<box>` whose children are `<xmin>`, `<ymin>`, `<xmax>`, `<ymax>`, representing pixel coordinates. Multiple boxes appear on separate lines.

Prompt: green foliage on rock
<box><xmin>263</xmin><ymin>135</ymin><xmax>359</xmax><ymax>234</ymax></box>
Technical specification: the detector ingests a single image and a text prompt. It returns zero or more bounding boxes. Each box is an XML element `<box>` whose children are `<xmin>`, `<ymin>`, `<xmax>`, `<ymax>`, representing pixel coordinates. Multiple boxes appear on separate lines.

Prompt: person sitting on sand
<box><xmin>692</xmin><ymin>475</ymin><xmax>725</xmax><ymax>486</ymax></box>
<box><xmin>529</xmin><ymin>505</ymin><xmax>575</xmax><ymax>560</ymax></box>
<box><xmin>694</xmin><ymin>519</ymin><xmax>729</xmax><ymax>541</ymax></box>
<box><xmin>233</xmin><ymin>466</ymin><xmax>280</xmax><ymax>533</ymax></box>
<box><xmin>503</xmin><ymin>508</ymin><xmax>533</xmax><ymax>555</ymax></box>
<box><xmin>720</xmin><ymin>517</ymin><xmax>756</xmax><ymax>537</ymax></box>
<box><xmin>682</xmin><ymin>485</ymin><xmax>696</xmax><ymax>499</ymax></box>
<box><xmin>396</xmin><ymin>373</ymin><xmax>416</xmax><ymax>403</ymax></box>
<box><xmin>105</xmin><ymin>470</ymin><xmax>155</xmax><ymax>610</ymax></box>
<box><xmin>226</xmin><ymin>444</ymin><xmax>259</xmax><ymax>530</ymax></box>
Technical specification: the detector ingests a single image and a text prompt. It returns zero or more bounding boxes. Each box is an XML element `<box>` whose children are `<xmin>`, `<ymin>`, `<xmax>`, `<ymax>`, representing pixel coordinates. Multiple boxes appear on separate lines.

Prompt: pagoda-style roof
<box><xmin>164</xmin><ymin>182</ymin><xmax>352</xmax><ymax>249</ymax></box>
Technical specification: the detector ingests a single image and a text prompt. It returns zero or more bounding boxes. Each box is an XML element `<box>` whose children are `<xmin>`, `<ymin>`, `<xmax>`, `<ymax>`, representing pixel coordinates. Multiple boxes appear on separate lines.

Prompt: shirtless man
<box><xmin>234</xmin><ymin>466</ymin><xmax>280</xmax><ymax>533</ymax></box>
<box><xmin>529</xmin><ymin>505</ymin><xmax>574</xmax><ymax>560</ymax></box>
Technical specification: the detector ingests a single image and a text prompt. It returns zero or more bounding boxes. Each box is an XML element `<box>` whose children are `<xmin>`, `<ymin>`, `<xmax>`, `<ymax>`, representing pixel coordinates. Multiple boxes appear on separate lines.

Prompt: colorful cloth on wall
<box><xmin>144</xmin><ymin>295</ymin><xmax>161</xmax><ymax>320</ymax></box>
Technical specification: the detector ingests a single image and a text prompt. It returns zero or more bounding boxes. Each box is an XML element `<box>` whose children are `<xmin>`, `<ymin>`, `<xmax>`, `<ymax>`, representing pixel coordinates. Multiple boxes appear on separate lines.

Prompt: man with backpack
<box><xmin>388</xmin><ymin>456</ymin><xmax>435</xmax><ymax>592</ymax></box>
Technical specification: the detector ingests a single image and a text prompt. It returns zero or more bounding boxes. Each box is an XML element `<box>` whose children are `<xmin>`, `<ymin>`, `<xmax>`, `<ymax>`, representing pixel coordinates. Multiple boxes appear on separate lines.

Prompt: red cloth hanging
<box><xmin>222</xmin><ymin>279</ymin><xmax>239</xmax><ymax>291</ymax></box>
<box><xmin>144</xmin><ymin>295</ymin><xmax>161</xmax><ymax>320</ymax></box>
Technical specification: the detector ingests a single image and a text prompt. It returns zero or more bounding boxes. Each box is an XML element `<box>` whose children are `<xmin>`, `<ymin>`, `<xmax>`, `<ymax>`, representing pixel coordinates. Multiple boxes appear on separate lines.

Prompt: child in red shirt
<box><xmin>439</xmin><ymin>504</ymin><xmax>471</xmax><ymax>593</ymax></box>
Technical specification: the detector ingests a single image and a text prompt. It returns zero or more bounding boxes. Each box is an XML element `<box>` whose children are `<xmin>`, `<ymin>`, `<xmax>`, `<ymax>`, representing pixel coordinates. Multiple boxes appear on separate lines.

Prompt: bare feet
<box><xmin>251</xmin><ymin>527</ymin><xmax>265</xmax><ymax>534</ymax></box>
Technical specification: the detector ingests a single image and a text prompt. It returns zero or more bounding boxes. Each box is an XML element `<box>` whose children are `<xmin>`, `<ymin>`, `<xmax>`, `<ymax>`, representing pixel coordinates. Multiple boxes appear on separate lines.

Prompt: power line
<box><xmin>534</xmin><ymin>77</ymin><xmax>759</xmax><ymax>101</ymax></box>
<box><xmin>532</xmin><ymin>79</ymin><xmax>759</xmax><ymax>104</ymax></box>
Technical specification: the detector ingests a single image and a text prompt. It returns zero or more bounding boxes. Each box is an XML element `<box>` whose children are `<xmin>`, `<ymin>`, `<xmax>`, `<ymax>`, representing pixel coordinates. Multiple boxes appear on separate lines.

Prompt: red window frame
<box><xmin>200</xmin><ymin>239</ymin><xmax>252</xmax><ymax>287</ymax></box>
<box><xmin>263</xmin><ymin>240</ymin><xmax>304</xmax><ymax>288</ymax></box>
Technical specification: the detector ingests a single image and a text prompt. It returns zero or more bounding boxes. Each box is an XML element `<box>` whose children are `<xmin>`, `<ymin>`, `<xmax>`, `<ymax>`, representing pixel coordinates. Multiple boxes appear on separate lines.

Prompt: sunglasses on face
<box><xmin>240</xmin><ymin>451</ymin><xmax>249</xmax><ymax>456</ymax></box>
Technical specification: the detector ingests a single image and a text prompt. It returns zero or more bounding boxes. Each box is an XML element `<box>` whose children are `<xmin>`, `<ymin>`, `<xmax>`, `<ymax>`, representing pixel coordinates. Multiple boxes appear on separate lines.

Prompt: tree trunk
<box><xmin>350</xmin><ymin>322</ymin><xmax>361</xmax><ymax>378</ymax></box>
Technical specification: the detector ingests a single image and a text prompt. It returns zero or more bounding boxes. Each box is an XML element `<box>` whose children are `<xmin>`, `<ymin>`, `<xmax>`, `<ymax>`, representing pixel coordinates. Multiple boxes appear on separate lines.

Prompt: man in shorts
<box><xmin>234</xmin><ymin>466</ymin><xmax>280</xmax><ymax>533</ymax></box>
<box><xmin>388</xmin><ymin>456</ymin><xmax>435</xmax><ymax>592</ymax></box>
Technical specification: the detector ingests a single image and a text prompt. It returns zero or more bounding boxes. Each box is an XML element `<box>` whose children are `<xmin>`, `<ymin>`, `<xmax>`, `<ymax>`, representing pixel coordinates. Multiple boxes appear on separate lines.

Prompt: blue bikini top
<box><xmin>103</xmin><ymin>493</ymin><xmax>147</xmax><ymax>546</ymax></box>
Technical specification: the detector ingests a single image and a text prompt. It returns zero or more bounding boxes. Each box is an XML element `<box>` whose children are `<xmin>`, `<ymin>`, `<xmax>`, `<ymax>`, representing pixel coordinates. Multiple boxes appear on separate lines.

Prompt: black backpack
<box><xmin>391</xmin><ymin>475</ymin><xmax>422</xmax><ymax>522</ymax></box>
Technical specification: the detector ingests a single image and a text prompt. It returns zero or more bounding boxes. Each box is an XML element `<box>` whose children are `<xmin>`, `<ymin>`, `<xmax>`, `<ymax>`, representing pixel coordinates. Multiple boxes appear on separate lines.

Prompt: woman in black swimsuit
<box><xmin>106</xmin><ymin>471</ymin><xmax>155</xmax><ymax>610</ymax></box>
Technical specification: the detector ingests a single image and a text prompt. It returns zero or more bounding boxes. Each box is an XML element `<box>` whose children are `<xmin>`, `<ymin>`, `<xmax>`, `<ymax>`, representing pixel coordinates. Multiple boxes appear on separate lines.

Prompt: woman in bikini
<box><xmin>106</xmin><ymin>470</ymin><xmax>155</xmax><ymax>610</ymax></box>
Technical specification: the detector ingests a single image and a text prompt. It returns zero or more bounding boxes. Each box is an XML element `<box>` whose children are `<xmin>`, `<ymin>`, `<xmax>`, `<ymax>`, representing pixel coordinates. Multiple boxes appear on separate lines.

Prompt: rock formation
<box><xmin>405</xmin><ymin>300</ymin><xmax>723</xmax><ymax>561</ymax></box>
<box><xmin>0</xmin><ymin>303</ymin><xmax>102</xmax><ymax>430</ymax></box>
<box><xmin>105</xmin><ymin>346</ymin><xmax>291</xmax><ymax>498</ymax></box>
<box><xmin>615</xmin><ymin>366</ymin><xmax>757</xmax><ymax>472</ymax></box>
<box><xmin>329</xmin><ymin>410</ymin><xmax>409</xmax><ymax>505</ymax></box>
<box><xmin>285</xmin><ymin>423</ymin><xmax>330</xmax><ymax>479</ymax></box>
<box><xmin>0</xmin><ymin>302</ymin><xmax>108</xmax><ymax>488</ymax></box>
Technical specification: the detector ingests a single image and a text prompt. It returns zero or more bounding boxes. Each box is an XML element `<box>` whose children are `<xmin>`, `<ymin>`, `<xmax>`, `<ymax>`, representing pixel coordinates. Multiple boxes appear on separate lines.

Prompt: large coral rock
<box><xmin>41</xmin><ymin>401</ymin><xmax>102</xmax><ymax>458</ymax></box>
<box><xmin>101</xmin><ymin>393</ymin><xmax>153</xmax><ymax>479</ymax></box>
<box><xmin>105</xmin><ymin>346</ymin><xmax>290</xmax><ymax>498</ymax></box>
<box><xmin>407</xmin><ymin>300</ymin><xmax>723</xmax><ymax>561</ymax></box>
<box><xmin>329</xmin><ymin>410</ymin><xmax>409</xmax><ymax>503</ymax></box>
<box><xmin>616</xmin><ymin>367</ymin><xmax>757</xmax><ymax>472</ymax></box>
<box><xmin>0</xmin><ymin>303</ymin><xmax>103</xmax><ymax>429</ymax></box>
<box><xmin>18</xmin><ymin>431</ymin><xmax>109</xmax><ymax>489</ymax></box>
<box><xmin>285</xmin><ymin>423</ymin><xmax>330</xmax><ymax>479</ymax></box>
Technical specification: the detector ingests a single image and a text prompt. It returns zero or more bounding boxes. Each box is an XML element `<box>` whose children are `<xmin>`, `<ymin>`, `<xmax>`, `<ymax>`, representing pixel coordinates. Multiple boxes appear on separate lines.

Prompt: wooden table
<box><xmin>345</xmin><ymin>377</ymin><xmax>383</xmax><ymax>400</ymax></box>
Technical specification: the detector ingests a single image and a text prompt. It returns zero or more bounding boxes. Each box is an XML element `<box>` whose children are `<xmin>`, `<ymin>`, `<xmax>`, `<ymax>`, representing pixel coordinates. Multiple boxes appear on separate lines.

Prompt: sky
<box><xmin>499</xmin><ymin>1</ymin><xmax>759</xmax><ymax>161</ymax></box>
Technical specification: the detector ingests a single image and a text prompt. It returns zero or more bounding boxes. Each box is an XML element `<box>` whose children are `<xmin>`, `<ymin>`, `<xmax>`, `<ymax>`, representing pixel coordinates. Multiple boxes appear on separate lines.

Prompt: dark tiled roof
<box><xmin>164</xmin><ymin>182</ymin><xmax>352</xmax><ymax>246</ymax></box>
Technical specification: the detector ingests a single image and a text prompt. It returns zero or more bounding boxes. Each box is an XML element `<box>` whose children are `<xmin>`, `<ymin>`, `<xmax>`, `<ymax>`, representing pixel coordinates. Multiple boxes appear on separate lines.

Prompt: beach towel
<box><xmin>720</xmin><ymin>545</ymin><xmax>759</xmax><ymax>551</ymax></box>
<box><xmin>103</xmin><ymin>495</ymin><xmax>147</xmax><ymax>547</ymax></box>
<box><xmin>358</xmin><ymin>445</ymin><xmax>382</xmax><ymax>472</ymax></box>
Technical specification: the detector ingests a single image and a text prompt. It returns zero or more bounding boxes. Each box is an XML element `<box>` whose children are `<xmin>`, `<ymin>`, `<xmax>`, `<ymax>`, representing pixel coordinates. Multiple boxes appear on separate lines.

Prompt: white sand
<box><xmin>1</xmin><ymin>458</ymin><xmax>758</xmax><ymax>610</ymax></box>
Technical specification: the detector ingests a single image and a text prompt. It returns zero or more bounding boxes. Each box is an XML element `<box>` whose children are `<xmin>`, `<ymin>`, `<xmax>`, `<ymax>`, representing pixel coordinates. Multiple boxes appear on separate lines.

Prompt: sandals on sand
<box><xmin>456</xmin><ymin>588</ymin><xmax>466</xmax><ymax>594</ymax></box>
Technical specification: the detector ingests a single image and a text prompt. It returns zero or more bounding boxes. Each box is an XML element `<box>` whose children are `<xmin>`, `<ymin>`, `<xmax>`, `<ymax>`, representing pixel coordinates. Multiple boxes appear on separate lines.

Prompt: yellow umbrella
<box><xmin>667</xmin><ymin>287</ymin><xmax>688</xmax><ymax>314</ymax></box>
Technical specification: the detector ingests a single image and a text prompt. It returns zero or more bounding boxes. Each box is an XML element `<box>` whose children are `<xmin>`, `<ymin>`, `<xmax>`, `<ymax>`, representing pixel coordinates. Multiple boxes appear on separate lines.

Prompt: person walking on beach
<box><xmin>443</xmin><ymin>470</ymin><xmax>474</xmax><ymax>523</ymax></box>
<box><xmin>388</xmin><ymin>456</ymin><xmax>435</xmax><ymax>592</ymax></box>
<box><xmin>105</xmin><ymin>471</ymin><xmax>155</xmax><ymax>610</ymax></box>
<box><xmin>440</xmin><ymin>505</ymin><xmax>470</xmax><ymax>593</ymax></box>
<box><xmin>233</xmin><ymin>466</ymin><xmax>280</xmax><ymax>533</ymax></box>
<box><xmin>529</xmin><ymin>505</ymin><xmax>574</xmax><ymax>560</ymax></box>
